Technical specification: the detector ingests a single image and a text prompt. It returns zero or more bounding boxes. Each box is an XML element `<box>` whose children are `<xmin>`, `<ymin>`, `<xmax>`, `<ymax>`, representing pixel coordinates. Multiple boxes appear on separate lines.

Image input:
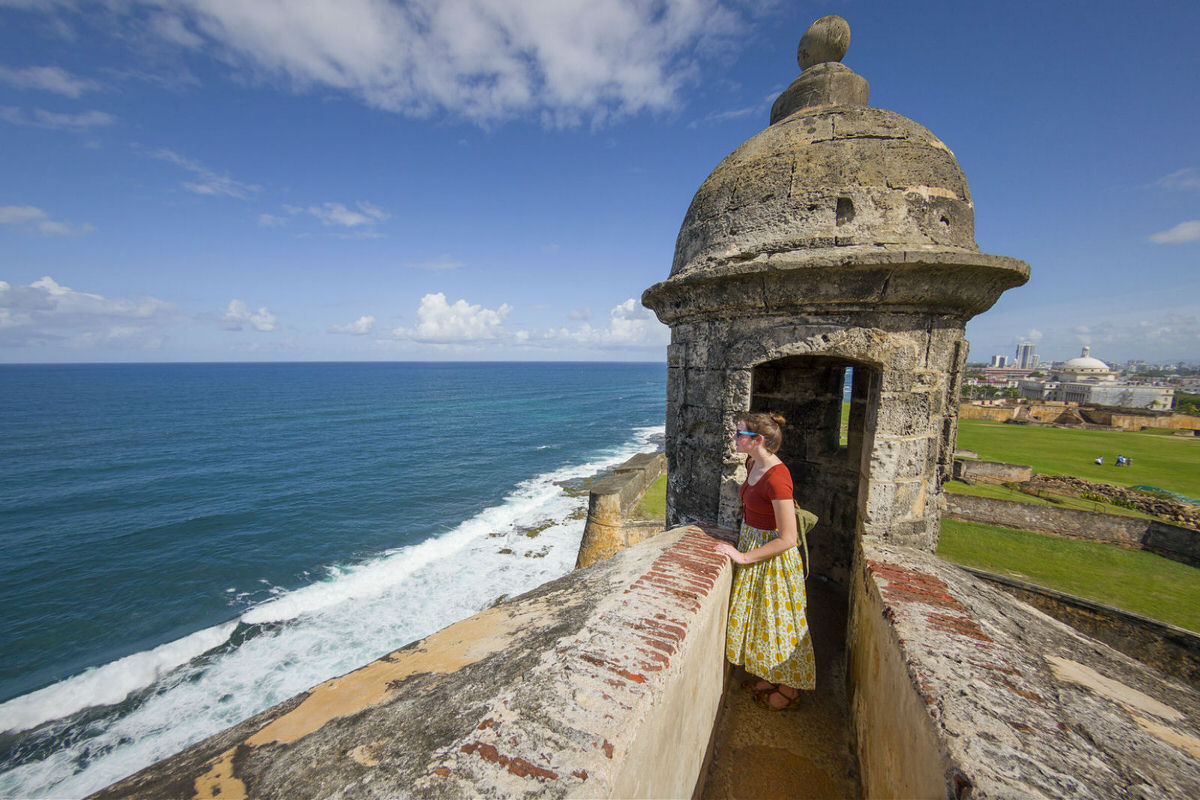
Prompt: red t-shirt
<box><xmin>739</xmin><ymin>463</ymin><xmax>793</xmax><ymax>530</ymax></box>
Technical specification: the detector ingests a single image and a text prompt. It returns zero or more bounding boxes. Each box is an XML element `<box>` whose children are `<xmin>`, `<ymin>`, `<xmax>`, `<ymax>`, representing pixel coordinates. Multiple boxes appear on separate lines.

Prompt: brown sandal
<box><xmin>740</xmin><ymin>679</ymin><xmax>777</xmax><ymax>694</ymax></box>
<box><xmin>753</xmin><ymin>687</ymin><xmax>800</xmax><ymax>711</ymax></box>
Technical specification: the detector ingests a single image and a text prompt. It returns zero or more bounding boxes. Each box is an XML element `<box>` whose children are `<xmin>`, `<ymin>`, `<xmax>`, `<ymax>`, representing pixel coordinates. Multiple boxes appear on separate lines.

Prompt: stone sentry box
<box><xmin>642</xmin><ymin>15</ymin><xmax>1028</xmax><ymax>584</ymax></box>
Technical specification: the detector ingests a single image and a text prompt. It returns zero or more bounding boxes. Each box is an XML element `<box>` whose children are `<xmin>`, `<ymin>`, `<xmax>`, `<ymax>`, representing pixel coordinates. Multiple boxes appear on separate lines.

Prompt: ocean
<box><xmin>0</xmin><ymin>361</ymin><xmax>665</xmax><ymax>799</ymax></box>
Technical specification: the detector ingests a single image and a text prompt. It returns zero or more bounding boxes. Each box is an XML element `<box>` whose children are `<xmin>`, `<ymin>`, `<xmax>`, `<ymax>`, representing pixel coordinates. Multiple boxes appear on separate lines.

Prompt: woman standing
<box><xmin>713</xmin><ymin>412</ymin><xmax>815</xmax><ymax>710</ymax></box>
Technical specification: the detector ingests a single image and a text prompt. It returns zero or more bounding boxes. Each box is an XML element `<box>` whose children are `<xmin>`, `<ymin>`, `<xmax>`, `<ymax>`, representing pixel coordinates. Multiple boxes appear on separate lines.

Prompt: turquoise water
<box><xmin>0</xmin><ymin>361</ymin><xmax>664</xmax><ymax>798</ymax></box>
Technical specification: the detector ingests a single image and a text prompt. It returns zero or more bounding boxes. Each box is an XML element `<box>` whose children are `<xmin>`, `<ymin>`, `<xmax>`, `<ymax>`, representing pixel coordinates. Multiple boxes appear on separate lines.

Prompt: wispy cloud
<box><xmin>0</xmin><ymin>65</ymin><xmax>99</xmax><ymax>97</ymax></box>
<box><xmin>221</xmin><ymin>299</ymin><xmax>276</xmax><ymax>331</ymax></box>
<box><xmin>307</xmin><ymin>201</ymin><xmax>388</xmax><ymax>228</ymax></box>
<box><xmin>1149</xmin><ymin>220</ymin><xmax>1200</xmax><ymax>244</ymax></box>
<box><xmin>393</xmin><ymin>293</ymin><xmax>511</xmax><ymax>344</ymax></box>
<box><xmin>0</xmin><ymin>106</ymin><xmax>116</xmax><ymax>131</ymax></box>
<box><xmin>405</xmin><ymin>255</ymin><xmax>463</xmax><ymax>271</ymax></box>
<box><xmin>116</xmin><ymin>0</ymin><xmax>741</xmax><ymax>127</ymax></box>
<box><xmin>0</xmin><ymin>205</ymin><xmax>94</xmax><ymax>236</ymax></box>
<box><xmin>1153</xmin><ymin>168</ymin><xmax>1200</xmax><ymax>193</ymax></box>
<box><xmin>148</xmin><ymin>147</ymin><xmax>260</xmax><ymax>198</ymax></box>
<box><xmin>328</xmin><ymin>315</ymin><xmax>375</xmax><ymax>335</ymax></box>
<box><xmin>0</xmin><ymin>276</ymin><xmax>176</xmax><ymax>348</ymax></box>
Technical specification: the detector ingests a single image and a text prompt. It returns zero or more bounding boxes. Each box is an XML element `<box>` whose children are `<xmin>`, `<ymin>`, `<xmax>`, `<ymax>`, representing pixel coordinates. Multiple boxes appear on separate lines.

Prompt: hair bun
<box><xmin>769</xmin><ymin>413</ymin><xmax>787</xmax><ymax>426</ymax></box>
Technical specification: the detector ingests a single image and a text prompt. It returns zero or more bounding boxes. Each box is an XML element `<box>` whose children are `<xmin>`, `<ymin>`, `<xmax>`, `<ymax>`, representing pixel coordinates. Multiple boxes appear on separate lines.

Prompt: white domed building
<box><xmin>1019</xmin><ymin>347</ymin><xmax>1174</xmax><ymax>409</ymax></box>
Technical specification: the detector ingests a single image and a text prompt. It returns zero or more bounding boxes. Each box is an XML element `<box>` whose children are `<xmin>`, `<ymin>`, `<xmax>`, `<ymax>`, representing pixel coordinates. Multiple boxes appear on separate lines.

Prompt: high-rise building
<box><xmin>1015</xmin><ymin>341</ymin><xmax>1037</xmax><ymax>369</ymax></box>
<box><xmin>989</xmin><ymin>354</ymin><xmax>1009</xmax><ymax>368</ymax></box>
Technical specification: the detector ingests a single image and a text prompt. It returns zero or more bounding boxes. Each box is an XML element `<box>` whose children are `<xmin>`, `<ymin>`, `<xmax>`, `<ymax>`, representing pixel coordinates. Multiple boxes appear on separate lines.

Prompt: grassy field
<box><xmin>956</xmin><ymin>418</ymin><xmax>1200</xmax><ymax>499</ymax></box>
<box><xmin>938</xmin><ymin>519</ymin><xmax>1200</xmax><ymax>632</ymax></box>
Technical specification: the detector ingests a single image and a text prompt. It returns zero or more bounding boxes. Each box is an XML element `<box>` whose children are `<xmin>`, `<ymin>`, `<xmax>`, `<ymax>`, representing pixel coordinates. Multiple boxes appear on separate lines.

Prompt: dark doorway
<box><xmin>749</xmin><ymin>356</ymin><xmax>878</xmax><ymax>585</ymax></box>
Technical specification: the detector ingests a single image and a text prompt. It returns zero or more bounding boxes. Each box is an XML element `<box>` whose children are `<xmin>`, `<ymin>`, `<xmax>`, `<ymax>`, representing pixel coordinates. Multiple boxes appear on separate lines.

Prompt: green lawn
<box><xmin>956</xmin><ymin>418</ymin><xmax>1200</xmax><ymax>499</ymax></box>
<box><xmin>633</xmin><ymin>474</ymin><xmax>667</xmax><ymax>520</ymax></box>
<box><xmin>938</xmin><ymin>519</ymin><xmax>1200</xmax><ymax>632</ymax></box>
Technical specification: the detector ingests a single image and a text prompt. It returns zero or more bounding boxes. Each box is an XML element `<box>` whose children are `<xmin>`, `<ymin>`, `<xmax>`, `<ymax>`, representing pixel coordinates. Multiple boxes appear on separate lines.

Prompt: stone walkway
<box><xmin>700</xmin><ymin>577</ymin><xmax>860</xmax><ymax>800</ymax></box>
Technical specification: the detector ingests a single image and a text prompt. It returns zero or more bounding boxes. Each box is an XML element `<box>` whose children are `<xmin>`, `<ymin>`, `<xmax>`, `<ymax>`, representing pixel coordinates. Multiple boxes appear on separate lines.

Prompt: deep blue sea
<box><xmin>0</xmin><ymin>362</ymin><xmax>665</xmax><ymax>799</ymax></box>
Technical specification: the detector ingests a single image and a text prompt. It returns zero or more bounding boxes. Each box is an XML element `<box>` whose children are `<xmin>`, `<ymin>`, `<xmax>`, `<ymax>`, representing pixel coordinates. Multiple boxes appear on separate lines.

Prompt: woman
<box><xmin>713</xmin><ymin>412</ymin><xmax>815</xmax><ymax>710</ymax></box>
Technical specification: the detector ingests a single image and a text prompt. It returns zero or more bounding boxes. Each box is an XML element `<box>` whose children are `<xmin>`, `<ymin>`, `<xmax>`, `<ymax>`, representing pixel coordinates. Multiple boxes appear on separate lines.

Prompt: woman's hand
<box><xmin>713</xmin><ymin>541</ymin><xmax>748</xmax><ymax>565</ymax></box>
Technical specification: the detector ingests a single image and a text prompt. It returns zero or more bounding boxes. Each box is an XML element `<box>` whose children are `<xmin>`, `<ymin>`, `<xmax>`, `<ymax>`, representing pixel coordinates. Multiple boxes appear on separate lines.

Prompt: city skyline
<box><xmin>2</xmin><ymin>2</ymin><xmax>1198</xmax><ymax>363</ymax></box>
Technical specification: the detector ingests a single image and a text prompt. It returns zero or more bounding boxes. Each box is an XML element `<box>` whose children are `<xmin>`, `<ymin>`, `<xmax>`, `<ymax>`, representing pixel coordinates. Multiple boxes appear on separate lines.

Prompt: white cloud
<box><xmin>393</xmin><ymin>292</ymin><xmax>511</xmax><ymax>343</ymax></box>
<box><xmin>134</xmin><ymin>0</ymin><xmax>740</xmax><ymax>126</ymax></box>
<box><xmin>0</xmin><ymin>65</ymin><xmax>99</xmax><ymax>97</ymax></box>
<box><xmin>1025</xmin><ymin>328</ymin><xmax>1043</xmax><ymax>342</ymax></box>
<box><xmin>0</xmin><ymin>106</ymin><xmax>116</xmax><ymax>130</ymax></box>
<box><xmin>405</xmin><ymin>255</ymin><xmax>463</xmax><ymax>271</ymax></box>
<box><xmin>548</xmin><ymin>297</ymin><xmax>668</xmax><ymax>348</ymax></box>
<box><xmin>329</xmin><ymin>315</ymin><xmax>375</xmax><ymax>335</ymax></box>
<box><xmin>569</xmin><ymin>307</ymin><xmax>592</xmax><ymax>321</ymax></box>
<box><xmin>307</xmin><ymin>201</ymin><xmax>389</xmax><ymax>228</ymax></box>
<box><xmin>1154</xmin><ymin>168</ymin><xmax>1200</xmax><ymax>193</ymax></box>
<box><xmin>222</xmin><ymin>299</ymin><xmax>277</xmax><ymax>332</ymax></box>
<box><xmin>257</xmin><ymin>213</ymin><xmax>287</xmax><ymax>227</ymax></box>
<box><xmin>0</xmin><ymin>205</ymin><xmax>94</xmax><ymax>236</ymax></box>
<box><xmin>0</xmin><ymin>276</ymin><xmax>176</xmax><ymax>347</ymax></box>
<box><xmin>148</xmin><ymin>11</ymin><xmax>206</xmax><ymax>49</ymax></box>
<box><xmin>149</xmin><ymin>148</ymin><xmax>260</xmax><ymax>198</ymax></box>
<box><xmin>1149</xmin><ymin>220</ymin><xmax>1200</xmax><ymax>244</ymax></box>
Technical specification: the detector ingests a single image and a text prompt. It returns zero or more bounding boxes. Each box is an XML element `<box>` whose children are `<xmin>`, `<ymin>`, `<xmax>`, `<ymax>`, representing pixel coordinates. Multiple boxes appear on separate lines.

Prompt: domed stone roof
<box><xmin>670</xmin><ymin>105</ymin><xmax>978</xmax><ymax>278</ymax></box>
<box><xmin>644</xmin><ymin>15</ymin><xmax>1028</xmax><ymax>322</ymax></box>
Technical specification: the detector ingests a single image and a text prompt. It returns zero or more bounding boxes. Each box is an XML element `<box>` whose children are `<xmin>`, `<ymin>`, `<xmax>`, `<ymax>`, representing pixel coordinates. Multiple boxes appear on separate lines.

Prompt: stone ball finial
<box><xmin>797</xmin><ymin>15</ymin><xmax>850</xmax><ymax>70</ymax></box>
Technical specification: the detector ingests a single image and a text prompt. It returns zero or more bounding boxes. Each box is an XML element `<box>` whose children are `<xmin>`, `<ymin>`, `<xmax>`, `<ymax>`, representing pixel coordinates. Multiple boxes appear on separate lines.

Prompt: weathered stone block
<box><xmin>869</xmin><ymin>435</ymin><xmax>931</xmax><ymax>482</ymax></box>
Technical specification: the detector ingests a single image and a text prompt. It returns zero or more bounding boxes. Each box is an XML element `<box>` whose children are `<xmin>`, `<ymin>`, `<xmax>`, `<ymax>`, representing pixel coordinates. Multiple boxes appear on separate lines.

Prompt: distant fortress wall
<box><xmin>575</xmin><ymin>452</ymin><xmax>666</xmax><ymax>569</ymax></box>
<box><xmin>960</xmin><ymin>401</ymin><xmax>1200</xmax><ymax>432</ymax></box>
<box><xmin>952</xmin><ymin>458</ymin><xmax>1033</xmax><ymax>484</ymax></box>
<box><xmin>944</xmin><ymin>493</ymin><xmax>1200</xmax><ymax>568</ymax></box>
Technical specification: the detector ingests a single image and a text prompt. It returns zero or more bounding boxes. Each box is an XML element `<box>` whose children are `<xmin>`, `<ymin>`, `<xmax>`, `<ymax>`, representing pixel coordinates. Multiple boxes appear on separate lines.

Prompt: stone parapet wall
<box><xmin>91</xmin><ymin>526</ymin><xmax>732</xmax><ymax>800</ymax></box>
<box><xmin>944</xmin><ymin>493</ymin><xmax>1200</xmax><ymax>567</ymax></box>
<box><xmin>958</xmin><ymin>402</ymin><xmax>1200</xmax><ymax>432</ymax></box>
<box><xmin>1104</xmin><ymin>411</ymin><xmax>1200</xmax><ymax>432</ymax></box>
<box><xmin>951</xmin><ymin>458</ymin><xmax>1032</xmax><ymax>484</ymax></box>
<box><xmin>962</xmin><ymin>567</ymin><xmax>1200</xmax><ymax>686</ymax></box>
<box><xmin>850</xmin><ymin>542</ymin><xmax>1200</xmax><ymax>798</ymax></box>
<box><xmin>575</xmin><ymin>452</ymin><xmax>667</xmax><ymax>569</ymax></box>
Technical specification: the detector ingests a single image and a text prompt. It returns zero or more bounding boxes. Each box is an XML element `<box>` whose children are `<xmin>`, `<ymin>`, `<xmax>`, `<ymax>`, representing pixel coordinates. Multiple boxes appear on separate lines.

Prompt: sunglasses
<box><xmin>735</xmin><ymin>430</ymin><xmax>761</xmax><ymax>438</ymax></box>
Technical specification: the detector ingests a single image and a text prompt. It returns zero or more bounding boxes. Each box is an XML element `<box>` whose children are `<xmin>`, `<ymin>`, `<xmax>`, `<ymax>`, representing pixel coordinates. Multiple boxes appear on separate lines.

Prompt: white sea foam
<box><xmin>0</xmin><ymin>425</ymin><xmax>663</xmax><ymax>800</ymax></box>
<box><xmin>0</xmin><ymin>622</ymin><xmax>238</xmax><ymax>734</ymax></box>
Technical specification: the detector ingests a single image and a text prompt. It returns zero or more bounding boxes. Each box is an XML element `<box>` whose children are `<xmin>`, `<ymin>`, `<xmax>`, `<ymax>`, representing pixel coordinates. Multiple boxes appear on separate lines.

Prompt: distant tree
<box><xmin>1177</xmin><ymin>391</ymin><xmax>1200</xmax><ymax>416</ymax></box>
<box><xmin>1002</xmin><ymin>387</ymin><xmax>1020</xmax><ymax>400</ymax></box>
<box><xmin>1030</xmin><ymin>370</ymin><xmax>1045</xmax><ymax>378</ymax></box>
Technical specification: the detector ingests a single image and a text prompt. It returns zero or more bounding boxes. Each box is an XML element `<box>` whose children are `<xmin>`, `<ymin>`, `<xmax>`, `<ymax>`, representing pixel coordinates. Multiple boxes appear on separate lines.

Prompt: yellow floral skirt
<box><xmin>725</xmin><ymin>522</ymin><xmax>815</xmax><ymax>690</ymax></box>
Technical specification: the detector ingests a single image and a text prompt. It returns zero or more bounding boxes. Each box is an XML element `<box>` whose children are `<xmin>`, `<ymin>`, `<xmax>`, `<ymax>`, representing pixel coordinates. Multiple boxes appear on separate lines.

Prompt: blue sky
<box><xmin>1</xmin><ymin>1</ymin><xmax>1197</xmax><ymax>364</ymax></box>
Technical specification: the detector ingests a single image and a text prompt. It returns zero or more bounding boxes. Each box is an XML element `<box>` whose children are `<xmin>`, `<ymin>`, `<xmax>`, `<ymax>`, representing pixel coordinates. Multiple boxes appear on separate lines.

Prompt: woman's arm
<box><xmin>713</xmin><ymin>497</ymin><xmax>798</xmax><ymax>566</ymax></box>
